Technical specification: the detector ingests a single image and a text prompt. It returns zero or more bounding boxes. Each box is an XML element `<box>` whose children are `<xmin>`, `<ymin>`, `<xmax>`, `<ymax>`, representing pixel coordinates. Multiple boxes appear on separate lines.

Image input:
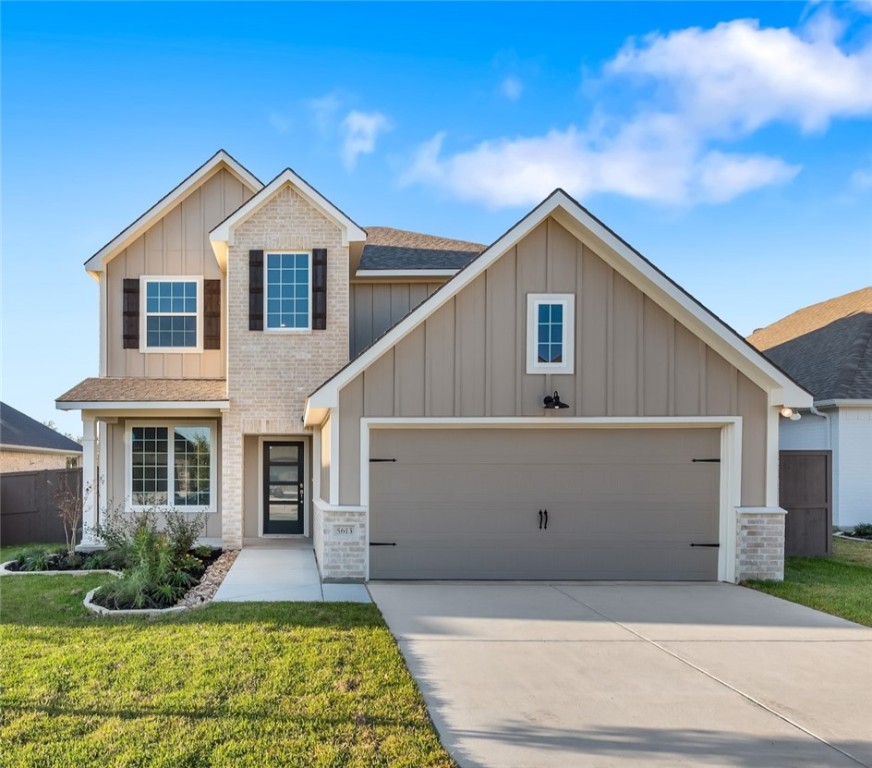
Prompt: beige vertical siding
<box><xmin>243</xmin><ymin>435</ymin><xmax>259</xmax><ymax>539</ymax></box>
<box><xmin>319</xmin><ymin>416</ymin><xmax>331</xmax><ymax>503</ymax></box>
<box><xmin>105</xmin><ymin>168</ymin><xmax>256</xmax><ymax>377</ymax></box>
<box><xmin>336</xmin><ymin>216</ymin><xmax>770</xmax><ymax>507</ymax></box>
<box><xmin>349</xmin><ymin>281</ymin><xmax>444</xmax><ymax>358</ymax></box>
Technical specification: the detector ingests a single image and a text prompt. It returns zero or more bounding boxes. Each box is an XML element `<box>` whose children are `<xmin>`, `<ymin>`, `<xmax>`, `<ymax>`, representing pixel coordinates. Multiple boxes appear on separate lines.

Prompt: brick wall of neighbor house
<box><xmin>736</xmin><ymin>510</ymin><xmax>786</xmax><ymax>581</ymax></box>
<box><xmin>313</xmin><ymin>502</ymin><xmax>367</xmax><ymax>581</ymax></box>
<box><xmin>0</xmin><ymin>451</ymin><xmax>78</xmax><ymax>472</ymax></box>
<box><xmin>221</xmin><ymin>185</ymin><xmax>349</xmax><ymax>547</ymax></box>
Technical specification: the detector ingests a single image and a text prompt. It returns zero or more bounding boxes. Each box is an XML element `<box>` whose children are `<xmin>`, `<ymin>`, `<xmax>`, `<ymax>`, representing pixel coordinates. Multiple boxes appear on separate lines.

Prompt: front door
<box><xmin>263</xmin><ymin>441</ymin><xmax>305</xmax><ymax>535</ymax></box>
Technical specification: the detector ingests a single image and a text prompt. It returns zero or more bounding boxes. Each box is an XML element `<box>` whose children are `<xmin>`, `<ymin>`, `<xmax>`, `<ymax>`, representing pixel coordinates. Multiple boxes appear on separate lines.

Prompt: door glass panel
<box><xmin>269</xmin><ymin>445</ymin><xmax>298</xmax><ymax>461</ymax></box>
<box><xmin>269</xmin><ymin>465</ymin><xmax>298</xmax><ymax>483</ymax></box>
<box><xmin>269</xmin><ymin>504</ymin><xmax>298</xmax><ymax>522</ymax></box>
<box><xmin>269</xmin><ymin>483</ymin><xmax>297</xmax><ymax>501</ymax></box>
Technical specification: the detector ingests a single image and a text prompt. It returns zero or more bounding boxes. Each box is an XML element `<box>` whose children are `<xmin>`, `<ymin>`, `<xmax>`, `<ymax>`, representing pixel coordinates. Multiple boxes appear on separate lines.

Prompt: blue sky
<box><xmin>2</xmin><ymin>1</ymin><xmax>871</xmax><ymax>437</ymax></box>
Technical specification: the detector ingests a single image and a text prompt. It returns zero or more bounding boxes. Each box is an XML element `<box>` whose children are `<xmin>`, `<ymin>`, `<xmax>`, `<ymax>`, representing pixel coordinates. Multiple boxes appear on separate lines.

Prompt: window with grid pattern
<box><xmin>266</xmin><ymin>253</ymin><xmax>310</xmax><ymax>330</ymax></box>
<box><xmin>526</xmin><ymin>294</ymin><xmax>575</xmax><ymax>374</ymax></box>
<box><xmin>145</xmin><ymin>280</ymin><xmax>198</xmax><ymax>348</ymax></box>
<box><xmin>130</xmin><ymin>424</ymin><xmax>212</xmax><ymax>509</ymax></box>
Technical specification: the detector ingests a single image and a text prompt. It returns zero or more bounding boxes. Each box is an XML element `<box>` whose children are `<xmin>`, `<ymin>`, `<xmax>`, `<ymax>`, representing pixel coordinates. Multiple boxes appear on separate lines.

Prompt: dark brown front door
<box><xmin>263</xmin><ymin>441</ymin><xmax>304</xmax><ymax>535</ymax></box>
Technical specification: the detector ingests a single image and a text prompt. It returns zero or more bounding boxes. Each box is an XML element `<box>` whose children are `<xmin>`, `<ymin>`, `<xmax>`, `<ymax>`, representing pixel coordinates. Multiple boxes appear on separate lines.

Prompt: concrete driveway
<box><xmin>369</xmin><ymin>583</ymin><xmax>872</xmax><ymax>768</ymax></box>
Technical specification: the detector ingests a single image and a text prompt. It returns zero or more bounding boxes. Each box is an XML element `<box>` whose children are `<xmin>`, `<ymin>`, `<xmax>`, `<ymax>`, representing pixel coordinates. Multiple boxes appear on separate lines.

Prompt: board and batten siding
<box><xmin>105</xmin><ymin>168</ymin><xmax>257</xmax><ymax>378</ymax></box>
<box><xmin>336</xmin><ymin>217</ymin><xmax>768</xmax><ymax>506</ymax></box>
<box><xmin>350</xmin><ymin>281</ymin><xmax>445</xmax><ymax>358</ymax></box>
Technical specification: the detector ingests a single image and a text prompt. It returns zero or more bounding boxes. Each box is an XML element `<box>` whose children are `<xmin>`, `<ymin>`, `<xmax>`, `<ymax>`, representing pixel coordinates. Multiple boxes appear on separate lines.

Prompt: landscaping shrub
<box><xmin>851</xmin><ymin>523</ymin><xmax>872</xmax><ymax>539</ymax></box>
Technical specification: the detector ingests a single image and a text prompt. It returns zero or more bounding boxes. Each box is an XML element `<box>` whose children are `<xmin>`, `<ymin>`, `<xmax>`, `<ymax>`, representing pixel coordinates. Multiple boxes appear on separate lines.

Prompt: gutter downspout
<box><xmin>809</xmin><ymin>404</ymin><xmax>831</xmax><ymax>450</ymax></box>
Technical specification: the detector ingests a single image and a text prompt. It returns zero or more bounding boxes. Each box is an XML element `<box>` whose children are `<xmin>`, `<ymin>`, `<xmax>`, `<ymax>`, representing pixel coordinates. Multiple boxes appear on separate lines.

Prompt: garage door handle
<box><xmin>544</xmin><ymin>509</ymin><xmax>548</xmax><ymax>530</ymax></box>
<box><xmin>538</xmin><ymin>510</ymin><xmax>543</xmax><ymax>529</ymax></box>
<box><xmin>690</xmin><ymin>543</ymin><xmax>720</xmax><ymax>548</ymax></box>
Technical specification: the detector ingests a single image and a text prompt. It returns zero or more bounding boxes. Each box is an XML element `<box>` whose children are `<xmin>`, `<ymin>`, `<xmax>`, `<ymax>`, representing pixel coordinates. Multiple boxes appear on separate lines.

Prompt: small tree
<box><xmin>53</xmin><ymin>476</ymin><xmax>89</xmax><ymax>559</ymax></box>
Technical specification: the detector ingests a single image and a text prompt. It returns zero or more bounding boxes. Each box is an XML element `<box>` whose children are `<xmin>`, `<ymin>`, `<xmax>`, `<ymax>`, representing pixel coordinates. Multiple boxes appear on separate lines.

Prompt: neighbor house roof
<box><xmin>56</xmin><ymin>378</ymin><xmax>228</xmax><ymax>410</ymax></box>
<box><xmin>359</xmin><ymin>227</ymin><xmax>485</xmax><ymax>271</ymax></box>
<box><xmin>84</xmin><ymin>150</ymin><xmax>263</xmax><ymax>276</ymax></box>
<box><xmin>748</xmin><ymin>286</ymin><xmax>872</xmax><ymax>402</ymax></box>
<box><xmin>0</xmin><ymin>402</ymin><xmax>82</xmax><ymax>453</ymax></box>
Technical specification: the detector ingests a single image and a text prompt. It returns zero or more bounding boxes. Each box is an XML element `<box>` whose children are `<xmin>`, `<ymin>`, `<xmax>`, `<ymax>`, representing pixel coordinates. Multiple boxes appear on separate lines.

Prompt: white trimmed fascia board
<box><xmin>354</xmin><ymin>269</ymin><xmax>459</xmax><ymax>279</ymax></box>
<box><xmin>56</xmin><ymin>400</ymin><xmax>230</xmax><ymax>411</ymax></box>
<box><xmin>307</xmin><ymin>190</ymin><xmax>811</xmax><ymax>413</ymax></box>
<box><xmin>0</xmin><ymin>444</ymin><xmax>82</xmax><ymax>455</ymax></box>
<box><xmin>84</xmin><ymin>151</ymin><xmax>262</xmax><ymax>276</ymax></box>
<box><xmin>814</xmin><ymin>399</ymin><xmax>872</xmax><ymax>408</ymax></box>
<box><xmin>360</xmin><ymin>416</ymin><xmax>741</xmax><ymax>428</ymax></box>
<box><xmin>209</xmin><ymin>168</ymin><xmax>367</xmax><ymax>266</ymax></box>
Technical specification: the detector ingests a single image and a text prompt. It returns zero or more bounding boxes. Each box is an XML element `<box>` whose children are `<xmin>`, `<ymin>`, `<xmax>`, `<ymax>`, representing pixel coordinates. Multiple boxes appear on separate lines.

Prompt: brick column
<box><xmin>735</xmin><ymin>508</ymin><xmax>786</xmax><ymax>581</ymax></box>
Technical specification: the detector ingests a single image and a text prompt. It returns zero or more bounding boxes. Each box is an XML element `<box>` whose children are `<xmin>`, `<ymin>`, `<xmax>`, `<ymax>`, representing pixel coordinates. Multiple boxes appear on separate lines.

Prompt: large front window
<box><xmin>130</xmin><ymin>424</ymin><xmax>213</xmax><ymax>510</ymax></box>
<box><xmin>266</xmin><ymin>252</ymin><xmax>311</xmax><ymax>330</ymax></box>
<box><xmin>143</xmin><ymin>278</ymin><xmax>200</xmax><ymax>349</ymax></box>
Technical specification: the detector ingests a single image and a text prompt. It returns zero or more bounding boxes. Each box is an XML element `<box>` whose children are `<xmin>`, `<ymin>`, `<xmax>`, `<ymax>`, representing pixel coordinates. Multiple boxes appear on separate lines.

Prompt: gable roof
<box><xmin>359</xmin><ymin>227</ymin><xmax>484</xmax><ymax>271</ymax></box>
<box><xmin>84</xmin><ymin>150</ymin><xmax>263</xmax><ymax>277</ymax></box>
<box><xmin>748</xmin><ymin>286</ymin><xmax>872</xmax><ymax>402</ymax></box>
<box><xmin>1</xmin><ymin>402</ymin><xmax>82</xmax><ymax>453</ymax></box>
<box><xmin>210</xmin><ymin>167</ymin><xmax>367</xmax><ymax>269</ymax></box>
<box><xmin>306</xmin><ymin>189</ymin><xmax>811</xmax><ymax>425</ymax></box>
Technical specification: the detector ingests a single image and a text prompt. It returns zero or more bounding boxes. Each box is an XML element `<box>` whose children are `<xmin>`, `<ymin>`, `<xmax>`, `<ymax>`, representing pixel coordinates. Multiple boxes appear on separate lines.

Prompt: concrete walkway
<box><xmin>212</xmin><ymin>548</ymin><xmax>370</xmax><ymax>603</ymax></box>
<box><xmin>370</xmin><ymin>582</ymin><xmax>872</xmax><ymax>768</ymax></box>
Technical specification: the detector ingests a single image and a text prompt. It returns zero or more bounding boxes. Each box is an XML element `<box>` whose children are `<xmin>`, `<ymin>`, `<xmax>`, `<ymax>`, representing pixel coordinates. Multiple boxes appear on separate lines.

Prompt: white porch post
<box><xmin>78</xmin><ymin>415</ymin><xmax>100</xmax><ymax>548</ymax></box>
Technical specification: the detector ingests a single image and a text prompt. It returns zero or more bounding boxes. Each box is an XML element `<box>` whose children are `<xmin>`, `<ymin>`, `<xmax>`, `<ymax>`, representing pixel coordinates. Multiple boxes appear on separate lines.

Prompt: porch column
<box><xmin>78</xmin><ymin>415</ymin><xmax>100</xmax><ymax>548</ymax></box>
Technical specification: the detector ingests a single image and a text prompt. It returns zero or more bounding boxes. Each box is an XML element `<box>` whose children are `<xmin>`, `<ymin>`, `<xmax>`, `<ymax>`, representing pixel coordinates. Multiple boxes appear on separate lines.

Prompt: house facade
<box><xmin>58</xmin><ymin>150</ymin><xmax>811</xmax><ymax>582</ymax></box>
<box><xmin>749</xmin><ymin>287</ymin><xmax>872</xmax><ymax>530</ymax></box>
<box><xmin>0</xmin><ymin>402</ymin><xmax>82</xmax><ymax>472</ymax></box>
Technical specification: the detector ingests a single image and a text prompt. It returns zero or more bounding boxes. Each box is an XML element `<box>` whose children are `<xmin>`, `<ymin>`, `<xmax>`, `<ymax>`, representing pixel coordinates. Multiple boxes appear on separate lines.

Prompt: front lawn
<box><xmin>0</xmin><ymin>575</ymin><xmax>454</xmax><ymax>767</ymax></box>
<box><xmin>746</xmin><ymin>537</ymin><xmax>872</xmax><ymax>627</ymax></box>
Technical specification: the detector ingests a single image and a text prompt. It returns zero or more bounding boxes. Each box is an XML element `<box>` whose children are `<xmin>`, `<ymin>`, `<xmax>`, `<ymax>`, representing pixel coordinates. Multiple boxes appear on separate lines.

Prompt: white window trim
<box><xmin>125</xmin><ymin>420</ymin><xmax>217</xmax><ymax>514</ymax></box>
<box><xmin>140</xmin><ymin>275</ymin><xmax>204</xmax><ymax>353</ymax></box>
<box><xmin>264</xmin><ymin>251</ymin><xmax>313</xmax><ymax>333</ymax></box>
<box><xmin>526</xmin><ymin>293</ymin><xmax>575</xmax><ymax>374</ymax></box>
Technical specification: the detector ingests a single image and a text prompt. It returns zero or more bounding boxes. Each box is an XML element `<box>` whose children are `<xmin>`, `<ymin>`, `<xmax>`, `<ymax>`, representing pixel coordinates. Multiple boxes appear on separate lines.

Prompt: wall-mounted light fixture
<box><xmin>780</xmin><ymin>407</ymin><xmax>802</xmax><ymax>421</ymax></box>
<box><xmin>543</xmin><ymin>391</ymin><xmax>570</xmax><ymax>410</ymax></box>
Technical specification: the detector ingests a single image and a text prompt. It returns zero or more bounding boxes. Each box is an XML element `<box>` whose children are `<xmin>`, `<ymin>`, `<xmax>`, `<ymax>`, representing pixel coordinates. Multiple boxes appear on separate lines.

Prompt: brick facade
<box><xmin>313</xmin><ymin>502</ymin><xmax>367</xmax><ymax>581</ymax></box>
<box><xmin>221</xmin><ymin>184</ymin><xmax>350</xmax><ymax>547</ymax></box>
<box><xmin>735</xmin><ymin>509</ymin><xmax>786</xmax><ymax>581</ymax></box>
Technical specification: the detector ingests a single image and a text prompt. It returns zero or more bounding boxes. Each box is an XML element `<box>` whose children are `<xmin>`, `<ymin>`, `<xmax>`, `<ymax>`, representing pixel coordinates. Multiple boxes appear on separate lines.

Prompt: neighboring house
<box><xmin>748</xmin><ymin>287</ymin><xmax>872</xmax><ymax>529</ymax></box>
<box><xmin>0</xmin><ymin>402</ymin><xmax>82</xmax><ymax>472</ymax></box>
<box><xmin>57</xmin><ymin>150</ymin><xmax>811</xmax><ymax>583</ymax></box>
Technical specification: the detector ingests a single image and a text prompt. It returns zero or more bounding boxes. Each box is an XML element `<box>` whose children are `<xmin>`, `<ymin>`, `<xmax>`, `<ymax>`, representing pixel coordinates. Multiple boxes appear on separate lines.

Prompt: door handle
<box><xmin>538</xmin><ymin>510</ymin><xmax>543</xmax><ymax>529</ymax></box>
<box><xmin>298</xmin><ymin>485</ymin><xmax>304</xmax><ymax>503</ymax></box>
<box><xmin>544</xmin><ymin>509</ymin><xmax>548</xmax><ymax>530</ymax></box>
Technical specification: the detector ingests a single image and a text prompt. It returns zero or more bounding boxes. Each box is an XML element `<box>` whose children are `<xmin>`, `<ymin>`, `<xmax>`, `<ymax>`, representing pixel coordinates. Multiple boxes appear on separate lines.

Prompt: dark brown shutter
<box><xmin>249</xmin><ymin>250</ymin><xmax>264</xmax><ymax>331</ymax></box>
<box><xmin>203</xmin><ymin>279</ymin><xmax>221</xmax><ymax>349</ymax></box>
<box><xmin>122</xmin><ymin>278</ymin><xmax>140</xmax><ymax>349</ymax></box>
<box><xmin>312</xmin><ymin>248</ymin><xmax>327</xmax><ymax>330</ymax></box>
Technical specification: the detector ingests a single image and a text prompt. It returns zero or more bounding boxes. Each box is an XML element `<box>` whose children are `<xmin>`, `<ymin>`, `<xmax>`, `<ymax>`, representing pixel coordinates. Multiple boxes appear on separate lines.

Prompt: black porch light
<box><xmin>543</xmin><ymin>390</ymin><xmax>570</xmax><ymax>410</ymax></box>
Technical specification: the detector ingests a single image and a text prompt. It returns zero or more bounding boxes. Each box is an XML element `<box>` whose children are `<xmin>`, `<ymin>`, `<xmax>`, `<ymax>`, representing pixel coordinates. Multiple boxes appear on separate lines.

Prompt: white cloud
<box><xmin>402</xmin><ymin>16</ymin><xmax>870</xmax><ymax>207</ymax></box>
<box><xmin>606</xmin><ymin>18</ymin><xmax>872</xmax><ymax>135</ymax></box>
<box><xmin>308</xmin><ymin>92</ymin><xmax>343</xmax><ymax>136</ymax></box>
<box><xmin>340</xmin><ymin>110</ymin><xmax>390</xmax><ymax>170</ymax></box>
<box><xmin>500</xmin><ymin>76</ymin><xmax>523</xmax><ymax>101</ymax></box>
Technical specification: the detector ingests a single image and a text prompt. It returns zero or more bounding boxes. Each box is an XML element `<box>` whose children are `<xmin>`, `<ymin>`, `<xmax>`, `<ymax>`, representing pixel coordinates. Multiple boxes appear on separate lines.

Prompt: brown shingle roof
<box><xmin>360</xmin><ymin>227</ymin><xmax>485</xmax><ymax>270</ymax></box>
<box><xmin>747</xmin><ymin>287</ymin><xmax>872</xmax><ymax>401</ymax></box>
<box><xmin>57</xmin><ymin>378</ymin><xmax>227</xmax><ymax>404</ymax></box>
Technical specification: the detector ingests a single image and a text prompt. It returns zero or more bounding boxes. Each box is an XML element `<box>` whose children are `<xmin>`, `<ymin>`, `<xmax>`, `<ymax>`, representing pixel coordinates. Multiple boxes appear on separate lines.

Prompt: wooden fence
<box><xmin>0</xmin><ymin>468</ymin><xmax>83</xmax><ymax>546</ymax></box>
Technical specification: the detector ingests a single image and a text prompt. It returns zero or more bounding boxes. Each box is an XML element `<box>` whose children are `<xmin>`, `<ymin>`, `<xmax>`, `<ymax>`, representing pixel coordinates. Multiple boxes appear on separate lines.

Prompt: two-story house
<box><xmin>57</xmin><ymin>150</ymin><xmax>811</xmax><ymax>583</ymax></box>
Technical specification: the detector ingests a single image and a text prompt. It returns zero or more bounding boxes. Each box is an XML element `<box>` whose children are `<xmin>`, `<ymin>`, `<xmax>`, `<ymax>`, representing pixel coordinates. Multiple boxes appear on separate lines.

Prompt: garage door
<box><xmin>369</xmin><ymin>428</ymin><xmax>720</xmax><ymax>580</ymax></box>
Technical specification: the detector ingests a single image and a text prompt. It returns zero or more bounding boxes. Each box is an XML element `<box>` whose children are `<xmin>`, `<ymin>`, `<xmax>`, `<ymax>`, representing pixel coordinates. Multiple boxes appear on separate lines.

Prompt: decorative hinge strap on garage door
<box><xmin>692</xmin><ymin>458</ymin><xmax>721</xmax><ymax>463</ymax></box>
<box><xmin>690</xmin><ymin>543</ymin><xmax>720</xmax><ymax>547</ymax></box>
<box><xmin>369</xmin><ymin>458</ymin><xmax>397</xmax><ymax>462</ymax></box>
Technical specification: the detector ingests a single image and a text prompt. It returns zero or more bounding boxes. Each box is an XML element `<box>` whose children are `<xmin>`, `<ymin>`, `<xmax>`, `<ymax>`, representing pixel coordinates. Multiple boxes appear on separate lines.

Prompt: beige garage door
<box><xmin>369</xmin><ymin>428</ymin><xmax>720</xmax><ymax>580</ymax></box>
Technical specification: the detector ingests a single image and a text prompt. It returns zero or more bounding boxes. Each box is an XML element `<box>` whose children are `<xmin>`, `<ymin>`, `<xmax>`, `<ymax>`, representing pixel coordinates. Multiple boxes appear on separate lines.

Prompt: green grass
<box><xmin>746</xmin><ymin>537</ymin><xmax>872</xmax><ymax>627</ymax></box>
<box><xmin>0</xmin><ymin>542</ymin><xmax>66</xmax><ymax>564</ymax></box>
<box><xmin>0</xmin><ymin>575</ymin><xmax>455</xmax><ymax>767</ymax></box>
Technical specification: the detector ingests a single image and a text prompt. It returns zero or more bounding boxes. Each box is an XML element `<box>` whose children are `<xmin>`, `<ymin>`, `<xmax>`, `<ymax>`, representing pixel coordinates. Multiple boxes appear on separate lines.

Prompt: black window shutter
<box><xmin>312</xmin><ymin>248</ymin><xmax>327</xmax><ymax>330</ymax></box>
<box><xmin>249</xmin><ymin>250</ymin><xmax>264</xmax><ymax>331</ymax></box>
<box><xmin>122</xmin><ymin>278</ymin><xmax>140</xmax><ymax>349</ymax></box>
<box><xmin>203</xmin><ymin>279</ymin><xmax>221</xmax><ymax>349</ymax></box>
